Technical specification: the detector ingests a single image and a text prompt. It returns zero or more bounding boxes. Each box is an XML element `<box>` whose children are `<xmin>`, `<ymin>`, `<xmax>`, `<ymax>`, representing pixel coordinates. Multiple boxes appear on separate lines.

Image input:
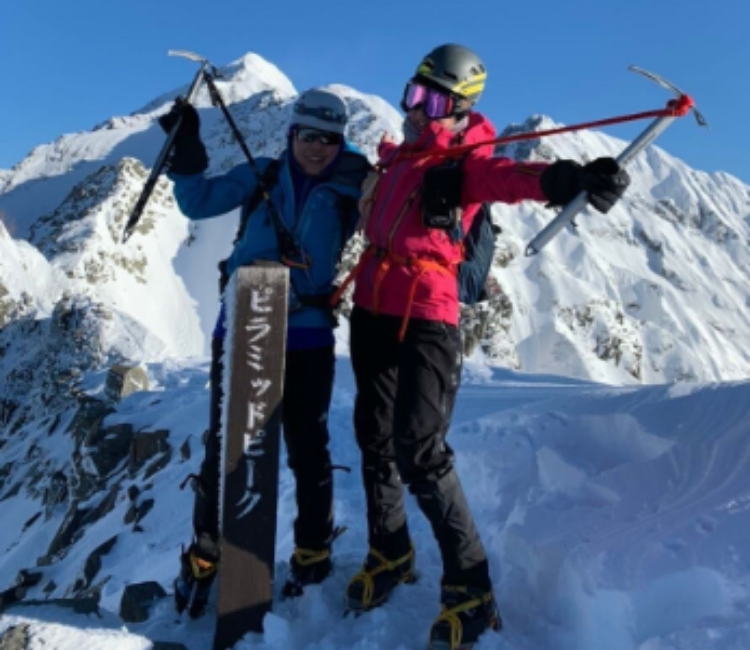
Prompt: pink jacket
<box><xmin>352</xmin><ymin>111</ymin><xmax>549</xmax><ymax>327</ymax></box>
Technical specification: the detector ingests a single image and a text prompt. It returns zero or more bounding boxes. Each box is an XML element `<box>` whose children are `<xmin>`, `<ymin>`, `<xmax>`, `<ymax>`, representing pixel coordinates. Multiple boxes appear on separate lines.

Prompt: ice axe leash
<box><xmin>524</xmin><ymin>66</ymin><xmax>708</xmax><ymax>256</ymax></box>
<box><xmin>121</xmin><ymin>50</ymin><xmax>214</xmax><ymax>243</ymax></box>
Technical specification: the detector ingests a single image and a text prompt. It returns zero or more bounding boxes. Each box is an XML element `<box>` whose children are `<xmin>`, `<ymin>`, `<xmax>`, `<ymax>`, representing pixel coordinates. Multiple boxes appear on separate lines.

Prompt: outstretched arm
<box><xmin>462</xmin><ymin>156</ymin><xmax>549</xmax><ymax>206</ymax></box>
<box><xmin>463</xmin><ymin>155</ymin><xmax>630</xmax><ymax>214</ymax></box>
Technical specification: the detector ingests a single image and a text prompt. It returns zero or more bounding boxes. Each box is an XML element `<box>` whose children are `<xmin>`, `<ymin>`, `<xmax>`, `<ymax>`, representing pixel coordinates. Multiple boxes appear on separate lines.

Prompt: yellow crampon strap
<box><xmin>292</xmin><ymin>525</ymin><xmax>348</xmax><ymax>568</ymax></box>
<box><xmin>432</xmin><ymin>587</ymin><xmax>495</xmax><ymax>650</ymax></box>
<box><xmin>292</xmin><ymin>546</ymin><xmax>331</xmax><ymax>567</ymax></box>
<box><xmin>189</xmin><ymin>553</ymin><xmax>217</xmax><ymax>580</ymax></box>
<box><xmin>348</xmin><ymin>546</ymin><xmax>415</xmax><ymax>608</ymax></box>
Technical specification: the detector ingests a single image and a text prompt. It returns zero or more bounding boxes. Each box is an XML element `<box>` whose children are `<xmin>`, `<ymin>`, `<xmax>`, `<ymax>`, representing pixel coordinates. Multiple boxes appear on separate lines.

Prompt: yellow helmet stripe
<box><xmin>456</xmin><ymin>81</ymin><xmax>485</xmax><ymax>97</ymax></box>
<box><xmin>454</xmin><ymin>72</ymin><xmax>487</xmax><ymax>94</ymax></box>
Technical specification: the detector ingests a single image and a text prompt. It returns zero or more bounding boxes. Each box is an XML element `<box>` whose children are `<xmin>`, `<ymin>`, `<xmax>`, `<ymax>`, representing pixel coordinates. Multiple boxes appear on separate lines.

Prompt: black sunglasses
<box><xmin>295</xmin><ymin>127</ymin><xmax>343</xmax><ymax>146</ymax></box>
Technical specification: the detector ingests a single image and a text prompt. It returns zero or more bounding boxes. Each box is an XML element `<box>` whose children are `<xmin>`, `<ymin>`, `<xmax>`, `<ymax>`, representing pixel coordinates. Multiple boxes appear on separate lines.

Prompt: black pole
<box><xmin>201</xmin><ymin>71</ymin><xmax>310</xmax><ymax>269</ymax></box>
<box><xmin>121</xmin><ymin>62</ymin><xmax>208</xmax><ymax>243</ymax></box>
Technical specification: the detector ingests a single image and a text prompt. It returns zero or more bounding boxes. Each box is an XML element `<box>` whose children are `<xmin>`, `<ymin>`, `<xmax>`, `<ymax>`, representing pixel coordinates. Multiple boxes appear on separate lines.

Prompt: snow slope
<box><xmin>2</xmin><ymin>354</ymin><xmax>750</xmax><ymax>650</ymax></box>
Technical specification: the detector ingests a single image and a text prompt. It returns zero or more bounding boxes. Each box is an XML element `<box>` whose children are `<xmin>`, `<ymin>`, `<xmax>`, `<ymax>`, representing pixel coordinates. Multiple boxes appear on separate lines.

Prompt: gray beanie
<box><xmin>291</xmin><ymin>89</ymin><xmax>348</xmax><ymax>135</ymax></box>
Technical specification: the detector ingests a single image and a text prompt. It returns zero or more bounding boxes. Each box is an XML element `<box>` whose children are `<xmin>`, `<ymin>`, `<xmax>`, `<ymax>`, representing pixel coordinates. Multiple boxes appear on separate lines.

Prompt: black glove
<box><xmin>158</xmin><ymin>98</ymin><xmax>201</xmax><ymax>138</ymax></box>
<box><xmin>158</xmin><ymin>99</ymin><xmax>208</xmax><ymax>175</ymax></box>
<box><xmin>540</xmin><ymin>157</ymin><xmax>630</xmax><ymax>214</ymax></box>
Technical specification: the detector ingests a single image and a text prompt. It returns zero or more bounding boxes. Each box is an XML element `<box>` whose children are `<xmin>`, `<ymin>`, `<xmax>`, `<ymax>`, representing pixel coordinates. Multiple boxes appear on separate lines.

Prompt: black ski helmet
<box><xmin>414</xmin><ymin>44</ymin><xmax>487</xmax><ymax>105</ymax></box>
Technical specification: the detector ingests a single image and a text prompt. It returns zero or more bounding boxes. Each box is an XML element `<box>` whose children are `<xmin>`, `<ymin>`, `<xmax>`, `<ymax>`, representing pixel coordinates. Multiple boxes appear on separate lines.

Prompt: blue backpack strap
<box><xmin>458</xmin><ymin>203</ymin><xmax>501</xmax><ymax>305</ymax></box>
<box><xmin>234</xmin><ymin>159</ymin><xmax>281</xmax><ymax>245</ymax></box>
<box><xmin>218</xmin><ymin>160</ymin><xmax>282</xmax><ymax>293</ymax></box>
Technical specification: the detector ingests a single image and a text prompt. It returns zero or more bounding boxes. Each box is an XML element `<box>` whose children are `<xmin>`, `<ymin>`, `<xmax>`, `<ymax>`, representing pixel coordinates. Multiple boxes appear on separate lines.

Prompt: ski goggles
<box><xmin>295</xmin><ymin>127</ymin><xmax>343</xmax><ymax>146</ymax></box>
<box><xmin>401</xmin><ymin>81</ymin><xmax>457</xmax><ymax>119</ymax></box>
<box><xmin>293</xmin><ymin>103</ymin><xmax>347</xmax><ymax>125</ymax></box>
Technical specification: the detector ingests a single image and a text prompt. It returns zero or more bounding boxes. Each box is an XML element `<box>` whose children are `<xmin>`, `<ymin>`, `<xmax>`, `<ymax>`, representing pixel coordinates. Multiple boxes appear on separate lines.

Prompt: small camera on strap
<box><xmin>422</xmin><ymin>159</ymin><xmax>464</xmax><ymax>231</ymax></box>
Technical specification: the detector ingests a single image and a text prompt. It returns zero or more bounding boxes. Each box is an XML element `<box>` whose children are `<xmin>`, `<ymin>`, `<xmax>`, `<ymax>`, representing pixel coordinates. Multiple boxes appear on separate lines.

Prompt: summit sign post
<box><xmin>214</xmin><ymin>263</ymin><xmax>288</xmax><ymax>650</ymax></box>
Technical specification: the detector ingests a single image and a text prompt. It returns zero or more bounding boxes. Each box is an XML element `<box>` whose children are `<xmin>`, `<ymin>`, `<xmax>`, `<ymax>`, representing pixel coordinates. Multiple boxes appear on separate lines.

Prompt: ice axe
<box><xmin>121</xmin><ymin>50</ymin><xmax>214</xmax><ymax>243</ymax></box>
<box><xmin>524</xmin><ymin>66</ymin><xmax>709</xmax><ymax>257</ymax></box>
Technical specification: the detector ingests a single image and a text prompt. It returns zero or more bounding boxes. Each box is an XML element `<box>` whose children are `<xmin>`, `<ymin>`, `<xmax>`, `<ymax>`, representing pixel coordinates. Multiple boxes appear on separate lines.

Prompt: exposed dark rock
<box><xmin>43</xmin><ymin>470</ymin><xmax>68</xmax><ymax>507</ymax></box>
<box><xmin>14</xmin><ymin>570</ymin><xmax>43</xmax><ymax>588</ymax></box>
<box><xmin>45</xmin><ymin>504</ymin><xmax>90</xmax><ymax>559</ymax></box>
<box><xmin>125</xmin><ymin>496</ymin><xmax>155</xmax><ymax>526</ymax></box>
<box><xmin>68</xmin><ymin>396</ymin><xmax>114</xmax><ymax>447</ymax></box>
<box><xmin>124</xmin><ymin>502</ymin><xmax>138</xmax><ymax>525</ymax></box>
<box><xmin>127</xmin><ymin>484</ymin><xmax>140</xmax><ymax>501</ymax></box>
<box><xmin>22</xmin><ymin>512</ymin><xmax>42</xmax><ymax>532</ymax></box>
<box><xmin>134</xmin><ymin>498</ymin><xmax>154</xmax><ymax>524</ymax></box>
<box><xmin>130</xmin><ymin>429</ymin><xmax>170</xmax><ymax>471</ymax></box>
<box><xmin>80</xmin><ymin>482</ymin><xmax>121</xmax><ymax>526</ymax></box>
<box><xmin>0</xmin><ymin>586</ymin><xmax>24</xmax><ymax>613</ymax></box>
<box><xmin>119</xmin><ymin>581</ymin><xmax>167</xmax><ymax>623</ymax></box>
<box><xmin>82</xmin><ymin>536</ymin><xmax>118</xmax><ymax>587</ymax></box>
<box><xmin>84</xmin><ymin>423</ymin><xmax>134</xmax><ymax>478</ymax></box>
<box><xmin>144</xmin><ymin>449</ymin><xmax>172</xmax><ymax>480</ymax></box>
<box><xmin>179</xmin><ymin>438</ymin><xmax>191</xmax><ymax>461</ymax></box>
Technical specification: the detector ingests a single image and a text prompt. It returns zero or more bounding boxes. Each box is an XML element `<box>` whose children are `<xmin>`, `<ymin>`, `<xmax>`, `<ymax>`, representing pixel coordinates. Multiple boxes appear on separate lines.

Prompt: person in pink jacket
<box><xmin>342</xmin><ymin>44</ymin><xmax>630</xmax><ymax>649</ymax></box>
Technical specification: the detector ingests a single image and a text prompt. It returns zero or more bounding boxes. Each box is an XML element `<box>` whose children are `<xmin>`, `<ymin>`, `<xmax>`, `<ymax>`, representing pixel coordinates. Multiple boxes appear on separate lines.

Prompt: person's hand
<box><xmin>540</xmin><ymin>157</ymin><xmax>630</xmax><ymax>213</ymax></box>
<box><xmin>579</xmin><ymin>157</ymin><xmax>630</xmax><ymax>213</ymax></box>
<box><xmin>157</xmin><ymin>98</ymin><xmax>208</xmax><ymax>175</ymax></box>
<box><xmin>158</xmin><ymin>98</ymin><xmax>201</xmax><ymax>139</ymax></box>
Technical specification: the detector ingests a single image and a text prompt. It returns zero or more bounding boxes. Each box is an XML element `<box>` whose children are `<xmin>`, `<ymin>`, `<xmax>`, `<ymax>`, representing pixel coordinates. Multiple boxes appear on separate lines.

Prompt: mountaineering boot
<box><xmin>281</xmin><ymin>525</ymin><xmax>346</xmax><ymax>599</ymax></box>
<box><xmin>428</xmin><ymin>585</ymin><xmax>501</xmax><ymax>650</ymax></box>
<box><xmin>173</xmin><ymin>540</ymin><xmax>219</xmax><ymax>618</ymax></box>
<box><xmin>345</xmin><ymin>545</ymin><xmax>416</xmax><ymax>612</ymax></box>
<box><xmin>281</xmin><ymin>547</ymin><xmax>333</xmax><ymax>600</ymax></box>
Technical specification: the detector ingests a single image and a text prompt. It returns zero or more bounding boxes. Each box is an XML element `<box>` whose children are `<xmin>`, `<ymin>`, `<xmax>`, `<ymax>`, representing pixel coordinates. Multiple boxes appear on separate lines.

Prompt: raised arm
<box><xmin>170</xmin><ymin>164</ymin><xmax>258</xmax><ymax>221</ymax></box>
<box><xmin>158</xmin><ymin>100</ymin><xmax>260</xmax><ymax>221</ymax></box>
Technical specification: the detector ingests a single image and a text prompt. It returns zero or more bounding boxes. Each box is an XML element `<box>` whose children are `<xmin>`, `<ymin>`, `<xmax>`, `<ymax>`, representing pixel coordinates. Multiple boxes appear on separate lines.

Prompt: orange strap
<box><xmin>332</xmin><ymin>245</ymin><xmax>459</xmax><ymax>341</ymax></box>
<box><xmin>330</xmin><ymin>246</ymin><xmax>377</xmax><ymax>308</ymax></box>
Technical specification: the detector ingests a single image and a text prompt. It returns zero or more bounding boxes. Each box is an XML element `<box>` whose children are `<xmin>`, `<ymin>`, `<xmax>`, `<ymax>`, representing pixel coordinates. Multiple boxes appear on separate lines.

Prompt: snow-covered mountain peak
<box><xmin>133</xmin><ymin>50</ymin><xmax>297</xmax><ymax>118</ymax></box>
<box><xmin>1</xmin><ymin>51</ymin><xmax>749</xmax><ymax>386</ymax></box>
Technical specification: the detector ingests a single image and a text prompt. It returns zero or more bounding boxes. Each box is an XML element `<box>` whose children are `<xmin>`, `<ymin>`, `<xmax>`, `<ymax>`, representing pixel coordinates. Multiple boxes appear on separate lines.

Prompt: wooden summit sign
<box><xmin>214</xmin><ymin>263</ymin><xmax>288</xmax><ymax>650</ymax></box>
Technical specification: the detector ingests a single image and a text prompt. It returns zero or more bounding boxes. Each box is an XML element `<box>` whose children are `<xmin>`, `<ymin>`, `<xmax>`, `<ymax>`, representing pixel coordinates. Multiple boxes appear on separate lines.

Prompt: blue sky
<box><xmin>1</xmin><ymin>0</ymin><xmax>749</xmax><ymax>182</ymax></box>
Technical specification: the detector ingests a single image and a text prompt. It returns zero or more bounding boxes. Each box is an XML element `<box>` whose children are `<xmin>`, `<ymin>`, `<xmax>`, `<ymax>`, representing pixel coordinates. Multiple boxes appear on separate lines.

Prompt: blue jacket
<box><xmin>170</xmin><ymin>144</ymin><xmax>370</xmax><ymax>333</ymax></box>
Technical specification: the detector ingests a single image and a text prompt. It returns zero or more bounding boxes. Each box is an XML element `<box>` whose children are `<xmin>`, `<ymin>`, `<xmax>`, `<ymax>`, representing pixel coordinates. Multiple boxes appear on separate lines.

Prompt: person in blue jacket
<box><xmin>160</xmin><ymin>88</ymin><xmax>371</xmax><ymax>616</ymax></box>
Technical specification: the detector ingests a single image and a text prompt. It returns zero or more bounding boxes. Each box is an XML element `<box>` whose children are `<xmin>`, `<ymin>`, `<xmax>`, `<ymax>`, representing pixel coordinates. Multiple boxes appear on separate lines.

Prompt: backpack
<box><xmin>422</xmin><ymin>158</ymin><xmax>501</xmax><ymax>305</ymax></box>
<box><xmin>457</xmin><ymin>203</ymin><xmax>500</xmax><ymax>305</ymax></box>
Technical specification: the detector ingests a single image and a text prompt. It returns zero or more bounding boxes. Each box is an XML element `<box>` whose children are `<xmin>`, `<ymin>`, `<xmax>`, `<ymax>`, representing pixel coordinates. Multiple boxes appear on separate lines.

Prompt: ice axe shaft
<box><xmin>121</xmin><ymin>51</ymin><xmax>210</xmax><ymax>243</ymax></box>
<box><xmin>525</xmin><ymin>113</ymin><xmax>677</xmax><ymax>256</ymax></box>
<box><xmin>525</xmin><ymin>66</ymin><xmax>707</xmax><ymax>257</ymax></box>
